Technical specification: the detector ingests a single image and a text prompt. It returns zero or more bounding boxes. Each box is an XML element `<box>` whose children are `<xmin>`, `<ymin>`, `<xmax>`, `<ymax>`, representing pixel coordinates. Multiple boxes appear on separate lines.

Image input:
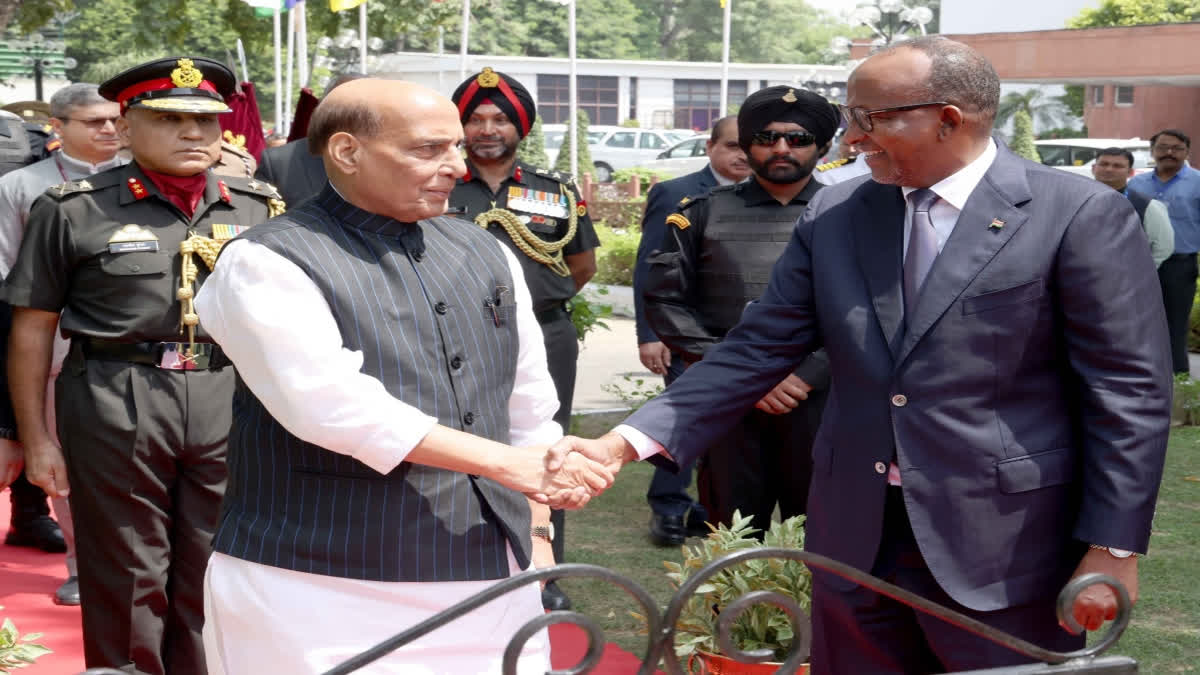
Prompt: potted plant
<box><xmin>663</xmin><ymin>512</ymin><xmax>812</xmax><ymax>674</ymax></box>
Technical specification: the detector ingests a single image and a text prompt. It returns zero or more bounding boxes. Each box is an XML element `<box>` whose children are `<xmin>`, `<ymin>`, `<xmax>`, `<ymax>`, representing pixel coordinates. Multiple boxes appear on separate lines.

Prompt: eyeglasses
<box><xmin>750</xmin><ymin>130</ymin><xmax>817</xmax><ymax>148</ymax></box>
<box><xmin>65</xmin><ymin>116</ymin><xmax>121</xmax><ymax>129</ymax></box>
<box><xmin>839</xmin><ymin>101</ymin><xmax>948</xmax><ymax>132</ymax></box>
<box><xmin>1153</xmin><ymin>144</ymin><xmax>1188</xmax><ymax>154</ymax></box>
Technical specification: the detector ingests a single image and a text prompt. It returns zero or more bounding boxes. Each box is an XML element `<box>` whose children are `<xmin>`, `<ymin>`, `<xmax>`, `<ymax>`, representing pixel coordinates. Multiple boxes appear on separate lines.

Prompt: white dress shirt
<box><xmin>195</xmin><ymin>228</ymin><xmax>560</xmax><ymax>674</ymax></box>
<box><xmin>615</xmin><ymin>140</ymin><xmax>1000</xmax><ymax>469</ymax></box>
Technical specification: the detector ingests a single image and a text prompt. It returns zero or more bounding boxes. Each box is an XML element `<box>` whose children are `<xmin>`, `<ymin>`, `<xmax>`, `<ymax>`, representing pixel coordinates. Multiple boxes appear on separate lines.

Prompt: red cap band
<box><xmin>114</xmin><ymin>77</ymin><xmax>219</xmax><ymax>106</ymax></box>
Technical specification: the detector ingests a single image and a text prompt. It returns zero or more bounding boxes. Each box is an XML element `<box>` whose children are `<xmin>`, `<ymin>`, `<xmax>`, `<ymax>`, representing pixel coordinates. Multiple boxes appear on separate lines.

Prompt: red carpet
<box><xmin>1</xmin><ymin>495</ymin><xmax>651</xmax><ymax>674</ymax></box>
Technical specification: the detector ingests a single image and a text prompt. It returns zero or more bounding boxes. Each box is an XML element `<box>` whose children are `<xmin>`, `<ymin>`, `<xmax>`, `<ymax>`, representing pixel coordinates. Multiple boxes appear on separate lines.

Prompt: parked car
<box><xmin>542</xmin><ymin>124</ymin><xmax>607</xmax><ymax>153</ymax></box>
<box><xmin>1034</xmin><ymin>138</ymin><xmax>1153</xmax><ymax>177</ymax></box>
<box><xmin>588</xmin><ymin>127</ymin><xmax>693</xmax><ymax>182</ymax></box>
<box><xmin>636</xmin><ymin>134</ymin><xmax>711</xmax><ymax>178</ymax></box>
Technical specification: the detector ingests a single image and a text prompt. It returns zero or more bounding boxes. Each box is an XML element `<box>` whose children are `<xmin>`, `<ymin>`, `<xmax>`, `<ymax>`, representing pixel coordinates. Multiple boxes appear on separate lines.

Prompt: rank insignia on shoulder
<box><xmin>217</xmin><ymin>180</ymin><xmax>232</xmax><ymax>203</ymax></box>
<box><xmin>679</xmin><ymin>195</ymin><xmax>691</xmax><ymax>207</ymax></box>
<box><xmin>666</xmin><ymin>213</ymin><xmax>690</xmax><ymax>230</ymax></box>
<box><xmin>817</xmin><ymin>158</ymin><xmax>850</xmax><ymax>172</ymax></box>
<box><xmin>54</xmin><ymin>179</ymin><xmax>95</xmax><ymax>196</ymax></box>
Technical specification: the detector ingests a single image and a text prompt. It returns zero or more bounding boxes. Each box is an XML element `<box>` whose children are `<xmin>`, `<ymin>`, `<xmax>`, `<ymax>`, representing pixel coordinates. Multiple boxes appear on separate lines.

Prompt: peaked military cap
<box><xmin>99</xmin><ymin>57</ymin><xmax>236</xmax><ymax>114</ymax></box>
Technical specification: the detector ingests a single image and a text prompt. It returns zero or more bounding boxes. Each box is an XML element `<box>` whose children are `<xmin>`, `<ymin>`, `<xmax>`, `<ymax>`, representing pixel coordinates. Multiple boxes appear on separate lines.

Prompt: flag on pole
<box><xmin>244</xmin><ymin>0</ymin><xmax>282</xmax><ymax>17</ymax></box>
<box><xmin>330</xmin><ymin>0</ymin><xmax>365</xmax><ymax>10</ymax></box>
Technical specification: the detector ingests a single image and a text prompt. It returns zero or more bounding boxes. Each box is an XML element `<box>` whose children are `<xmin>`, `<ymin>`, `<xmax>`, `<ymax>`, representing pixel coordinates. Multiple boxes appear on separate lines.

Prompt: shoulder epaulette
<box><xmin>44</xmin><ymin>172</ymin><xmax>118</xmax><ymax>200</ymax></box>
<box><xmin>816</xmin><ymin>158</ymin><xmax>850</xmax><ymax>172</ymax></box>
<box><xmin>532</xmin><ymin>166</ymin><xmax>573</xmax><ymax>184</ymax></box>
<box><xmin>227</xmin><ymin>175</ymin><xmax>284</xmax><ymax>201</ymax></box>
<box><xmin>676</xmin><ymin>190</ymin><xmax>715</xmax><ymax>212</ymax></box>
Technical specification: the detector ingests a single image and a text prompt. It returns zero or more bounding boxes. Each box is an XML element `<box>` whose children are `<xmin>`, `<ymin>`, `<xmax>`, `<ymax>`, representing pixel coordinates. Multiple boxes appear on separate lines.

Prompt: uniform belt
<box><xmin>535</xmin><ymin>304</ymin><xmax>570</xmax><ymax>325</ymax></box>
<box><xmin>79</xmin><ymin>338</ymin><xmax>231</xmax><ymax>371</ymax></box>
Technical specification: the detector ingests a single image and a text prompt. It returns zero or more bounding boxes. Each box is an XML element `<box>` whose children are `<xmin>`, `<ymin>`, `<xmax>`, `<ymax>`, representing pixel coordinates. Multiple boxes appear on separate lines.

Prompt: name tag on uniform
<box><xmin>507</xmin><ymin>186</ymin><xmax>568</xmax><ymax>219</ymax></box>
<box><xmin>108</xmin><ymin>240</ymin><xmax>159</xmax><ymax>253</ymax></box>
<box><xmin>106</xmin><ymin>224</ymin><xmax>159</xmax><ymax>253</ymax></box>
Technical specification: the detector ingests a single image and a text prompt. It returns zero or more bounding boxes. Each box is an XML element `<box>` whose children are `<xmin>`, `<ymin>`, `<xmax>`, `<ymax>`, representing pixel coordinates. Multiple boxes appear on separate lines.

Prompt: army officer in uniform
<box><xmin>449</xmin><ymin>68</ymin><xmax>599</xmax><ymax>611</ymax></box>
<box><xmin>2</xmin><ymin>56</ymin><xmax>282</xmax><ymax>675</ymax></box>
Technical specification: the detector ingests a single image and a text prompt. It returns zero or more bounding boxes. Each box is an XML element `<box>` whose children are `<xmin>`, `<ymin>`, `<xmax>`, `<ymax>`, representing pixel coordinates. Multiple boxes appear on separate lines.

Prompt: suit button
<box><xmin>129</xmin><ymin>265</ymin><xmax>141</xmax><ymax>272</ymax></box>
<box><xmin>463</xmin><ymin>412</ymin><xmax>475</xmax><ymax>425</ymax></box>
<box><xmin>875</xmin><ymin>461</ymin><xmax>888</xmax><ymax>474</ymax></box>
<box><xmin>434</xmin><ymin>302</ymin><xmax>448</xmax><ymax>314</ymax></box>
<box><xmin>891</xmin><ymin>394</ymin><xmax>907</xmax><ymax>407</ymax></box>
<box><xmin>413</xmin><ymin>251</ymin><xmax>424</xmax><ymax>262</ymax></box>
<box><xmin>450</xmin><ymin>356</ymin><xmax>463</xmax><ymax>369</ymax></box>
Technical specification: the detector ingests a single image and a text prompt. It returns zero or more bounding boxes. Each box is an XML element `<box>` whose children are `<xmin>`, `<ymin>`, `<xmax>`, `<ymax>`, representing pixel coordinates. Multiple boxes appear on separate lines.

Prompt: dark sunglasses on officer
<box><xmin>750</xmin><ymin>130</ymin><xmax>817</xmax><ymax>148</ymax></box>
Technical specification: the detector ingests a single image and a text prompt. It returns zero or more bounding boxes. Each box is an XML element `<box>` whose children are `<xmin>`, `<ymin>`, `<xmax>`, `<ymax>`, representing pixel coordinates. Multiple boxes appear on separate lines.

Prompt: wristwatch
<box><xmin>532</xmin><ymin>523</ymin><xmax>555</xmax><ymax>543</ymax></box>
<box><xmin>1089</xmin><ymin>544</ymin><xmax>1135</xmax><ymax>559</ymax></box>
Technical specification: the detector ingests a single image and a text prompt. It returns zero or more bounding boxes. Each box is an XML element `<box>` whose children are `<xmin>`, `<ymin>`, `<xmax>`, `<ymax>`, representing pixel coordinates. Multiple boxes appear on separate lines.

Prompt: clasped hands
<box><xmin>518</xmin><ymin>432</ymin><xmax>637</xmax><ymax>509</ymax></box>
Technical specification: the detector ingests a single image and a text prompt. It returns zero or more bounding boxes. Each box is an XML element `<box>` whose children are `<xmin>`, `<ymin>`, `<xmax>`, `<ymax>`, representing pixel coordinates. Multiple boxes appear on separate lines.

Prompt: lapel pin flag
<box><xmin>988</xmin><ymin>218</ymin><xmax>1005</xmax><ymax>230</ymax></box>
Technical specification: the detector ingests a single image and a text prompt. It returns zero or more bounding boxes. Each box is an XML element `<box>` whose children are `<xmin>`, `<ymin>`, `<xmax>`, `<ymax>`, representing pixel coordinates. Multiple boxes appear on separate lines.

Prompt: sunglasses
<box><xmin>750</xmin><ymin>130</ymin><xmax>817</xmax><ymax>148</ymax></box>
<box><xmin>838</xmin><ymin>101</ymin><xmax>948</xmax><ymax>132</ymax></box>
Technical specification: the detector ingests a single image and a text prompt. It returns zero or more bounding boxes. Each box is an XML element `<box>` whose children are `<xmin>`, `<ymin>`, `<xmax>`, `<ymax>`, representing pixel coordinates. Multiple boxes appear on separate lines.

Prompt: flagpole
<box><xmin>285</xmin><ymin>4</ymin><xmax>295</xmax><ymax>136</ymax></box>
<box><xmin>568</xmin><ymin>0</ymin><xmax>577</xmax><ymax>178</ymax></box>
<box><xmin>719</xmin><ymin>0</ymin><xmax>731</xmax><ymax>118</ymax></box>
<box><xmin>359</xmin><ymin>2</ymin><xmax>368</xmax><ymax>74</ymax></box>
<box><xmin>273</xmin><ymin>5</ymin><xmax>282</xmax><ymax>134</ymax></box>
<box><xmin>437</xmin><ymin>26</ymin><xmax>445</xmax><ymax>93</ymax></box>
<box><xmin>458</xmin><ymin>0</ymin><xmax>470</xmax><ymax>81</ymax></box>
<box><xmin>297</xmin><ymin>1</ymin><xmax>309</xmax><ymax>88</ymax></box>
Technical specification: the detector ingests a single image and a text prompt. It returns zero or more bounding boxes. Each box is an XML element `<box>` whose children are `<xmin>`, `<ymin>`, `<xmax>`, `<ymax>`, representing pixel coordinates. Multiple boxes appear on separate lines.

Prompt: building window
<box><xmin>1091</xmin><ymin>85</ymin><xmax>1104</xmax><ymax>106</ymax></box>
<box><xmin>537</xmin><ymin>75</ymin><xmax>619</xmax><ymax>125</ymax></box>
<box><xmin>1114</xmin><ymin>85</ymin><xmax>1134</xmax><ymax>106</ymax></box>
<box><xmin>629</xmin><ymin>76</ymin><xmax>637</xmax><ymax>122</ymax></box>
<box><xmin>673</xmin><ymin>79</ymin><xmax>748</xmax><ymax>131</ymax></box>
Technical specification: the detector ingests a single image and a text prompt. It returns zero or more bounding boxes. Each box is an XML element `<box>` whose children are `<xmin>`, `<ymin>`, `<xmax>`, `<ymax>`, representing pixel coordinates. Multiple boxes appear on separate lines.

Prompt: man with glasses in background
<box><xmin>0</xmin><ymin>83</ymin><xmax>126</xmax><ymax>607</ymax></box>
<box><xmin>1129</xmin><ymin>129</ymin><xmax>1200</xmax><ymax>375</ymax></box>
<box><xmin>641</xmin><ymin>85</ymin><xmax>835</xmax><ymax>536</ymax></box>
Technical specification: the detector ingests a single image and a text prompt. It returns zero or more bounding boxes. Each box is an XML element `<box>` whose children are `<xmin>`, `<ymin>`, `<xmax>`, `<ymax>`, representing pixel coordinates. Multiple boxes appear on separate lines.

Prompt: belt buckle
<box><xmin>157</xmin><ymin>343</ymin><xmax>211</xmax><ymax>370</ymax></box>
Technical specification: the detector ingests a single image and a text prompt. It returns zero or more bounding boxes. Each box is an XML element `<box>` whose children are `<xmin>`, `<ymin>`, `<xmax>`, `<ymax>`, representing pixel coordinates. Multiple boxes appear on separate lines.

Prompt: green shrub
<box><xmin>554</xmin><ymin>109</ymin><xmax>595</xmax><ymax>180</ymax></box>
<box><xmin>1189</xmin><ymin>284</ymin><xmax>1200</xmax><ymax>353</ymax></box>
<box><xmin>593</xmin><ymin>221</ymin><xmax>640</xmax><ymax>286</ymax></box>
<box><xmin>569</xmin><ymin>287</ymin><xmax>612</xmax><ymax>343</ymax></box>
<box><xmin>516</xmin><ymin>117</ymin><xmax>550</xmax><ymax>168</ymax></box>
<box><xmin>611</xmin><ymin>167</ymin><xmax>678</xmax><ymax>195</ymax></box>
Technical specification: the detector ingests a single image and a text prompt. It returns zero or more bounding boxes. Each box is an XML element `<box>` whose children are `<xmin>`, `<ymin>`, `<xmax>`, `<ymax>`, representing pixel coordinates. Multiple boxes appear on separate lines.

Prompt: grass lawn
<box><xmin>559</xmin><ymin>419</ymin><xmax>1200</xmax><ymax>671</ymax></box>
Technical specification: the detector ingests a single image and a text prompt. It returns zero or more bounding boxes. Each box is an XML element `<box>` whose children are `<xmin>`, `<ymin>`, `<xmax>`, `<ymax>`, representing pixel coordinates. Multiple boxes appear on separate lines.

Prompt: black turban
<box><xmin>736</xmin><ymin>85</ymin><xmax>840</xmax><ymax>151</ymax></box>
<box><xmin>451</xmin><ymin>68</ymin><xmax>537</xmax><ymax>139</ymax></box>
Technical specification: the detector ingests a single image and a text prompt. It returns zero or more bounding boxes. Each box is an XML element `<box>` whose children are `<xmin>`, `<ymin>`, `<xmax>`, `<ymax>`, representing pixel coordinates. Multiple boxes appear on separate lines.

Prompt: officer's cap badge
<box><xmin>171</xmin><ymin>59</ymin><xmax>204</xmax><ymax>89</ymax></box>
<box><xmin>477</xmin><ymin>67</ymin><xmax>500</xmax><ymax>88</ymax></box>
<box><xmin>782</xmin><ymin>89</ymin><xmax>798</xmax><ymax>103</ymax></box>
<box><xmin>666</xmin><ymin>213</ymin><xmax>690</xmax><ymax>230</ymax></box>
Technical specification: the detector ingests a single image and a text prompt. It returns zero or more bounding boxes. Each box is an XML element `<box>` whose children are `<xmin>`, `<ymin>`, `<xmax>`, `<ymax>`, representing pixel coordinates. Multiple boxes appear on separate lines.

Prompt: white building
<box><xmin>375</xmin><ymin>51</ymin><xmax>851</xmax><ymax>131</ymax></box>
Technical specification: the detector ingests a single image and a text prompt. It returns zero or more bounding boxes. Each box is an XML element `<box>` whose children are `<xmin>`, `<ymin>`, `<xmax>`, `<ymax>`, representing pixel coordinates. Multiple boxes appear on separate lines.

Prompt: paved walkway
<box><xmin>573</xmin><ymin>316</ymin><xmax>649</xmax><ymax>412</ymax></box>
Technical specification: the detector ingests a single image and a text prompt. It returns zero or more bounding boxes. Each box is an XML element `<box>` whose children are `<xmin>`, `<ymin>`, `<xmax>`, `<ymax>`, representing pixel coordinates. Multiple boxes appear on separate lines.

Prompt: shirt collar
<box><xmin>58</xmin><ymin>149</ymin><xmax>125</xmax><ymax>175</ymax></box>
<box><xmin>740</xmin><ymin>175</ymin><xmax>822</xmax><ymax>206</ymax></box>
<box><xmin>461</xmin><ymin>159</ymin><xmax>526</xmax><ymax>186</ymax></box>
<box><xmin>709</xmin><ymin>164</ymin><xmax>737</xmax><ymax>186</ymax></box>
<box><xmin>902</xmin><ymin>138</ymin><xmax>997</xmax><ymax>211</ymax></box>
<box><xmin>321</xmin><ymin>182</ymin><xmax>425</xmax><ymax>245</ymax></box>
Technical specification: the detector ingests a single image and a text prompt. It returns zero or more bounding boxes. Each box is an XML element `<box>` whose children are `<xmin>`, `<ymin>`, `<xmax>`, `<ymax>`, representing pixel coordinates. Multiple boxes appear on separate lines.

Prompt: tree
<box><xmin>554</xmin><ymin>108</ymin><xmax>594</xmax><ymax>180</ymax></box>
<box><xmin>1059</xmin><ymin>85</ymin><xmax>1085</xmax><ymax>118</ymax></box>
<box><xmin>1009</xmin><ymin>109</ymin><xmax>1041</xmax><ymax>163</ymax></box>
<box><xmin>995</xmin><ymin>88</ymin><xmax>1072</xmax><ymax>132</ymax></box>
<box><xmin>517</xmin><ymin>116</ymin><xmax>549</xmax><ymax>169</ymax></box>
<box><xmin>1068</xmin><ymin>0</ymin><xmax>1200</xmax><ymax>28</ymax></box>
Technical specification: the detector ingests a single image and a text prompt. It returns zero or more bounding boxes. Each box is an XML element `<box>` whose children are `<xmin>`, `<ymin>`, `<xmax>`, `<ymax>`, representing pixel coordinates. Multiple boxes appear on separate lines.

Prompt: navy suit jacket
<box><xmin>634</xmin><ymin>165</ymin><xmax>719</xmax><ymax>344</ymax></box>
<box><xmin>626</xmin><ymin>146</ymin><xmax>1172</xmax><ymax>611</ymax></box>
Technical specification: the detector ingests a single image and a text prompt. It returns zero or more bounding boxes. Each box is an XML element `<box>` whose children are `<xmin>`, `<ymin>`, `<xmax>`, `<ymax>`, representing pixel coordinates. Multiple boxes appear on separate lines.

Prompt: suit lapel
<box><xmin>853</xmin><ymin>182</ymin><xmax>906</xmax><ymax>361</ymax></box>
<box><xmin>897</xmin><ymin>148</ymin><xmax>1033</xmax><ymax>365</ymax></box>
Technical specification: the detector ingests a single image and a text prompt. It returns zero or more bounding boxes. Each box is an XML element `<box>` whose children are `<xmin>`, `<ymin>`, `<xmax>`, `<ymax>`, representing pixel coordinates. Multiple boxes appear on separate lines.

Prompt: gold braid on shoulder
<box><xmin>474</xmin><ymin>183</ymin><xmax>577</xmax><ymax>277</ymax></box>
<box><xmin>176</xmin><ymin>233</ymin><xmax>228</xmax><ymax>359</ymax></box>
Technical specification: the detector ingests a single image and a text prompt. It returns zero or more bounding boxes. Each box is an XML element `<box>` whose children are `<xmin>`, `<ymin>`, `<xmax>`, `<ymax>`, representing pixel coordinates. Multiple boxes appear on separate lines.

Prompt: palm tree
<box><xmin>995</xmin><ymin>88</ymin><xmax>1073</xmax><ymax>132</ymax></box>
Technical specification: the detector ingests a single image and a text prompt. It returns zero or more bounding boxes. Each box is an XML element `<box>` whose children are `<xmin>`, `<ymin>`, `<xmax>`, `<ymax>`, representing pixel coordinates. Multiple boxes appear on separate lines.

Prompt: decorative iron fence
<box><xmin>311</xmin><ymin>549</ymin><xmax>1136</xmax><ymax>675</ymax></box>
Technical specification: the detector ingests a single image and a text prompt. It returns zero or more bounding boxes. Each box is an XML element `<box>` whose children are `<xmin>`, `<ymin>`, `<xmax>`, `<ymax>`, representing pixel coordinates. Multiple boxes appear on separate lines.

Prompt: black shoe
<box><xmin>648</xmin><ymin>513</ymin><xmax>686</xmax><ymax>547</ymax></box>
<box><xmin>541</xmin><ymin>581</ymin><xmax>571</xmax><ymax>611</ymax></box>
<box><xmin>54</xmin><ymin>576</ymin><xmax>80</xmax><ymax>606</ymax></box>
<box><xmin>685</xmin><ymin>517</ymin><xmax>711</xmax><ymax>539</ymax></box>
<box><xmin>5</xmin><ymin>514</ymin><xmax>66</xmax><ymax>553</ymax></box>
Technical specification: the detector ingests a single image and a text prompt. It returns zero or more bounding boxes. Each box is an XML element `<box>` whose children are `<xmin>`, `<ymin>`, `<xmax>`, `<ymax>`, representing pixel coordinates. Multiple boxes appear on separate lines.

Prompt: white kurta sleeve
<box><xmin>499</xmin><ymin>245</ymin><xmax>564</xmax><ymax>447</ymax></box>
<box><xmin>195</xmin><ymin>239</ymin><xmax>437</xmax><ymax>475</ymax></box>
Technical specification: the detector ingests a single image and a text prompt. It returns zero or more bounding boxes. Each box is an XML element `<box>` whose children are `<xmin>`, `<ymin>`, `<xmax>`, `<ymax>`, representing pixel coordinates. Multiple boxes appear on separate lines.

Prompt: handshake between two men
<box><xmin>524</xmin><ymin>432</ymin><xmax>638</xmax><ymax>509</ymax></box>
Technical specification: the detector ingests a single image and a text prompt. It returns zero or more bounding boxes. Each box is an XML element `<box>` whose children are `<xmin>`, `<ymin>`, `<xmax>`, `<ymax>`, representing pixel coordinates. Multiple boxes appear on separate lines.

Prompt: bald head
<box><xmin>310</xmin><ymin>79</ymin><xmax>466</xmax><ymax>221</ymax></box>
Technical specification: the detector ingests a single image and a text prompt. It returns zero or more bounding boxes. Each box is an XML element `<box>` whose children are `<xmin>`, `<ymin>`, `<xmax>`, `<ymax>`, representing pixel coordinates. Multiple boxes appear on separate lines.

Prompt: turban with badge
<box><xmin>451</xmin><ymin>68</ymin><xmax>537</xmax><ymax>139</ymax></box>
<box><xmin>736</xmin><ymin>85</ymin><xmax>840</xmax><ymax>151</ymax></box>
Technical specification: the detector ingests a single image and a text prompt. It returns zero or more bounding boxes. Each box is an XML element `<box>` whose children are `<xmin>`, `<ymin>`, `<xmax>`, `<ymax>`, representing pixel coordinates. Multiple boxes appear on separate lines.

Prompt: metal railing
<box><xmin>311</xmin><ymin>549</ymin><xmax>1136</xmax><ymax>675</ymax></box>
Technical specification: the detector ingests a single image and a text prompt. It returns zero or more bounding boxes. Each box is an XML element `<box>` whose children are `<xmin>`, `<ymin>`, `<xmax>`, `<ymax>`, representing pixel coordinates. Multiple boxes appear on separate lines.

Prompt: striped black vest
<box><xmin>212</xmin><ymin>185</ymin><xmax>531</xmax><ymax>582</ymax></box>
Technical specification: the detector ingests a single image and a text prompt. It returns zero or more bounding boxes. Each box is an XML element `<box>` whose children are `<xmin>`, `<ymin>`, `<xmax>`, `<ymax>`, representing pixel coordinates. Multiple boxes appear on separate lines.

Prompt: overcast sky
<box><xmin>806</xmin><ymin>0</ymin><xmax>858</xmax><ymax>17</ymax></box>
